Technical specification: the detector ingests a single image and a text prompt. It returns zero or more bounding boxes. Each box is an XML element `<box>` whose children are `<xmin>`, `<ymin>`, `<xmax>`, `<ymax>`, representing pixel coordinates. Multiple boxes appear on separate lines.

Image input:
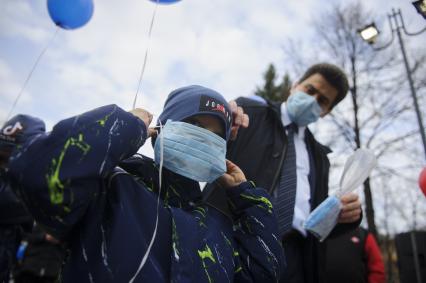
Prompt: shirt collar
<box><xmin>280</xmin><ymin>102</ymin><xmax>306</xmax><ymax>138</ymax></box>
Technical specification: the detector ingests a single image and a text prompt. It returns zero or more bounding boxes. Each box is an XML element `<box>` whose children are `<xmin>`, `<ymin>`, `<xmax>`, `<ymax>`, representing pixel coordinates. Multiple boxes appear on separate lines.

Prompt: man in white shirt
<box><xmin>224</xmin><ymin>63</ymin><xmax>362</xmax><ymax>283</ymax></box>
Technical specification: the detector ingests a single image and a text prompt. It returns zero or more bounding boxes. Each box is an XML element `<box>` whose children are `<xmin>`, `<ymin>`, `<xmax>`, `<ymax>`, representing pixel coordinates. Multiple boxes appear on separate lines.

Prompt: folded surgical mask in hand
<box><xmin>304</xmin><ymin>149</ymin><xmax>377</xmax><ymax>241</ymax></box>
<box><xmin>303</xmin><ymin>195</ymin><xmax>341</xmax><ymax>241</ymax></box>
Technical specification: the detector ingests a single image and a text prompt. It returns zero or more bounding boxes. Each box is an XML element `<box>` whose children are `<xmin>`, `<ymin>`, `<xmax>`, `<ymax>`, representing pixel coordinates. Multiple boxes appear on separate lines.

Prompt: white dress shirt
<box><xmin>280</xmin><ymin>102</ymin><xmax>311</xmax><ymax>236</ymax></box>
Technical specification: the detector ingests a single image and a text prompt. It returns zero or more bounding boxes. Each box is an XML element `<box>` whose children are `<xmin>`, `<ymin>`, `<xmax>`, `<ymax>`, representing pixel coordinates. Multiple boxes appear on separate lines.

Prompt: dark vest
<box><xmin>325</xmin><ymin>228</ymin><xmax>368</xmax><ymax>283</ymax></box>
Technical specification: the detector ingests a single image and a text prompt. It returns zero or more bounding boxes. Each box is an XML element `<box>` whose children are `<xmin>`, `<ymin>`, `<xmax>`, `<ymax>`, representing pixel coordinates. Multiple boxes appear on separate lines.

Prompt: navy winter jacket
<box><xmin>8</xmin><ymin>105</ymin><xmax>285</xmax><ymax>282</ymax></box>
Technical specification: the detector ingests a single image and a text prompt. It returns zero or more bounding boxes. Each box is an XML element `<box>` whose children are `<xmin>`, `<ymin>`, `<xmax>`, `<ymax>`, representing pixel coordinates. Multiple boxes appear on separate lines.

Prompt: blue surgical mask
<box><xmin>303</xmin><ymin>195</ymin><xmax>341</xmax><ymax>242</ymax></box>
<box><xmin>286</xmin><ymin>91</ymin><xmax>322</xmax><ymax>126</ymax></box>
<box><xmin>154</xmin><ymin>120</ymin><xmax>226</xmax><ymax>183</ymax></box>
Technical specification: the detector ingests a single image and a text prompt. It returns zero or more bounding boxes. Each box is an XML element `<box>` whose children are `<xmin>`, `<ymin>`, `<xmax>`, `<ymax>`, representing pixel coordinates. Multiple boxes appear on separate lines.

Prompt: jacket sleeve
<box><xmin>8</xmin><ymin>105</ymin><xmax>147</xmax><ymax>239</ymax></box>
<box><xmin>226</xmin><ymin>181</ymin><xmax>285</xmax><ymax>283</ymax></box>
<box><xmin>364</xmin><ymin>233</ymin><xmax>386</xmax><ymax>283</ymax></box>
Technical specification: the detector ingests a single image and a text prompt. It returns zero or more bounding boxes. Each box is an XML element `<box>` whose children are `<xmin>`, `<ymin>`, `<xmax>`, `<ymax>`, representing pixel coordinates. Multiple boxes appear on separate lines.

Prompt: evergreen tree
<box><xmin>279</xmin><ymin>73</ymin><xmax>292</xmax><ymax>102</ymax></box>
<box><xmin>256</xmin><ymin>63</ymin><xmax>292</xmax><ymax>103</ymax></box>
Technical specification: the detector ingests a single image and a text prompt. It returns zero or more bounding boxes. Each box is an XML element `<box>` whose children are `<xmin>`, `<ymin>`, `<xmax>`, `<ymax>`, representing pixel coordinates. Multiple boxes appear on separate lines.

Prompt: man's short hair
<box><xmin>298</xmin><ymin>63</ymin><xmax>349</xmax><ymax>108</ymax></box>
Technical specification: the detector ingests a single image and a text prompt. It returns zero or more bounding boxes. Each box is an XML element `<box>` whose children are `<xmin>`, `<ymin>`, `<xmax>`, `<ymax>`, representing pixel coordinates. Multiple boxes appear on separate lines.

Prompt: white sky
<box><xmin>2</xmin><ymin>0</ymin><xmax>423</xmax><ymax>125</ymax></box>
<box><xmin>1</xmin><ymin>0</ymin><xmax>425</xmax><ymax>233</ymax></box>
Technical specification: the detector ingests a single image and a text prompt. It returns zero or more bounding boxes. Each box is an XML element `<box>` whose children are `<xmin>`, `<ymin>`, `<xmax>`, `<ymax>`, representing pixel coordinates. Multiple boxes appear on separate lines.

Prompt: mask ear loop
<box><xmin>129</xmin><ymin>118</ymin><xmax>163</xmax><ymax>283</ymax></box>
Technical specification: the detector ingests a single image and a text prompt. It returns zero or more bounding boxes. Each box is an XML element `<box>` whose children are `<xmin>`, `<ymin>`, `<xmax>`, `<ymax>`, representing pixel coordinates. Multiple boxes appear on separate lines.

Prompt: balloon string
<box><xmin>128</xmin><ymin>119</ymin><xmax>163</xmax><ymax>283</ymax></box>
<box><xmin>5</xmin><ymin>26</ymin><xmax>60</xmax><ymax>122</ymax></box>
<box><xmin>132</xmin><ymin>1</ymin><xmax>159</xmax><ymax>109</ymax></box>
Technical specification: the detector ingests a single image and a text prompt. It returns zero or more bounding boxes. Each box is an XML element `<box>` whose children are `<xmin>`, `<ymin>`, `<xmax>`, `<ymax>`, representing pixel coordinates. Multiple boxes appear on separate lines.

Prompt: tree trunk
<box><xmin>350</xmin><ymin>55</ymin><xmax>378</xmax><ymax>238</ymax></box>
<box><xmin>363</xmin><ymin>178</ymin><xmax>378</xmax><ymax>238</ymax></box>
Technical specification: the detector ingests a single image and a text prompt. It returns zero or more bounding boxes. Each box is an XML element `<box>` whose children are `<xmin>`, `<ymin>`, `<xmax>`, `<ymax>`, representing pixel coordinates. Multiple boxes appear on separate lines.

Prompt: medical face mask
<box><xmin>286</xmin><ymin>91</ymin><xmax>322</xmax><ymax>126</ymax></box>
<box><xmin>304</xmin><ymin>149</ymin><xmax>377</xmax><ymax>241</ymax></box>
<box><xmin>154</xmin><ymin>120</ymin><xmax>226</xmax><ymax>183</ymax></box>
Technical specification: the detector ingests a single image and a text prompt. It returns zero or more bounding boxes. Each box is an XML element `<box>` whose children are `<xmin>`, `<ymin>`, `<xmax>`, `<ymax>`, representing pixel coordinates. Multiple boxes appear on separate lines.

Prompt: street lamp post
<box><xmin>359</xmin><ymin>8</ymin><xmax>426</xmax><ymax>161</ymax></box>
<box><xmin>359</xmin><ymin>8</ymin><xmax>426</xmax><ymax>283</ymax></box>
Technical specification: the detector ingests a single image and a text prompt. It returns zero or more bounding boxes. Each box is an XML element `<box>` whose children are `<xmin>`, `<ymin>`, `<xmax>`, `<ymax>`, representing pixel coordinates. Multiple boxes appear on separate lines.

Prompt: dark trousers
<box><xmin>280</xmin><ymin>230</ymin><xmax>318</xmax><ymax>283</ymax></box>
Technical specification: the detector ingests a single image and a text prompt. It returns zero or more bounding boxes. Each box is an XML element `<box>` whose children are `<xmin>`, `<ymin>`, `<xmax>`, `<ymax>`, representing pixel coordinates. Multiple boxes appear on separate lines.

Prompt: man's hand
<box><xmin>338</xmin><ymin>193</ymin><xmax>362</xmax><ymax>223</ymax></box>
<box><xmin>129</xmin><ymin>108</ymin><xmax>157</xmax><ymax>138</ymax></box>
<box><xmin>218</xmin><ymin>160</ymin><xmax>247</xmax><ymax>188</ymax></box>
<box><xmin>229</xmin><ymin>100</ymin><xmax>249</xmax><ymax>141</ymax></box>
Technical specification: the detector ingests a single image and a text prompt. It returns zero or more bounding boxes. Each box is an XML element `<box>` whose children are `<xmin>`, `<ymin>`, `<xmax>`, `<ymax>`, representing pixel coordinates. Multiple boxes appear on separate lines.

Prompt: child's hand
<box><xmin>129</xmin><ymin>108</ymin><xmax>156</xmax><ymax>137</ymax></box>
<box><xmin>218</xmin><ymin>160</ymin><xmax>247</xmax><ymax>188</ymax></box>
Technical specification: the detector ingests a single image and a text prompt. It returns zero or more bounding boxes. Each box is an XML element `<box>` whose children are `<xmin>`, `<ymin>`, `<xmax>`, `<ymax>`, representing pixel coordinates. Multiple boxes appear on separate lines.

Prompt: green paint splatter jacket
<box><xmin>8</xmin><ymin>105</ymin><xmax>285</xmax><ymax>282</ymax></box>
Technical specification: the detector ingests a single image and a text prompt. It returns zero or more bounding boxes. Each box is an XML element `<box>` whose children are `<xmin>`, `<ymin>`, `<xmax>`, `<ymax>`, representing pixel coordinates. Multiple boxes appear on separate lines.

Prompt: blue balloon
<box><xmin>47</xmin><ymin>0</ymin><xmax>94</xmax><ymax>30</ymax></box>
<box><xmin>149</xmin><ymin>0</ymin><xmax>181</xmax><ymax>4</ymax></box>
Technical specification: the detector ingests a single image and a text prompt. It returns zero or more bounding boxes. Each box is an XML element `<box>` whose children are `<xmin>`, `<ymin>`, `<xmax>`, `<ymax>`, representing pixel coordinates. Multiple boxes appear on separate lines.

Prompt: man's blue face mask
<box><xmin>286</xmin><ymin>91</ymin><xmax>322</xmax><ymax>126</ymax></box>
<box><xmin>154</xmin><ymin>120</ymin><xmax>226</xmax><ymax>183</ymax></box>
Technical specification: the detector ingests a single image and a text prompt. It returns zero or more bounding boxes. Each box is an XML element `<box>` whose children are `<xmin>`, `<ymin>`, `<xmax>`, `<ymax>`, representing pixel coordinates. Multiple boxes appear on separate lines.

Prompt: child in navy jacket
<box><xmin>3</xmin><ymin>85</ymin><xmax>285</xmax><ymax>282</ymax></box>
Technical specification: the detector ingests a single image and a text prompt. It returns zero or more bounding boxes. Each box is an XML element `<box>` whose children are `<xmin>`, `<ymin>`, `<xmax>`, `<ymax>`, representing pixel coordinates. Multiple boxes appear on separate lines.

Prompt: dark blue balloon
<box><xmin>149</xmin><ymin>0</ymin><xmax>181</xmax><ymax>4</ymax></box>
<box><xmin>47</xmin><ymin>0</ymin><xmax>94</xmax><ymax>30</ymax></box>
